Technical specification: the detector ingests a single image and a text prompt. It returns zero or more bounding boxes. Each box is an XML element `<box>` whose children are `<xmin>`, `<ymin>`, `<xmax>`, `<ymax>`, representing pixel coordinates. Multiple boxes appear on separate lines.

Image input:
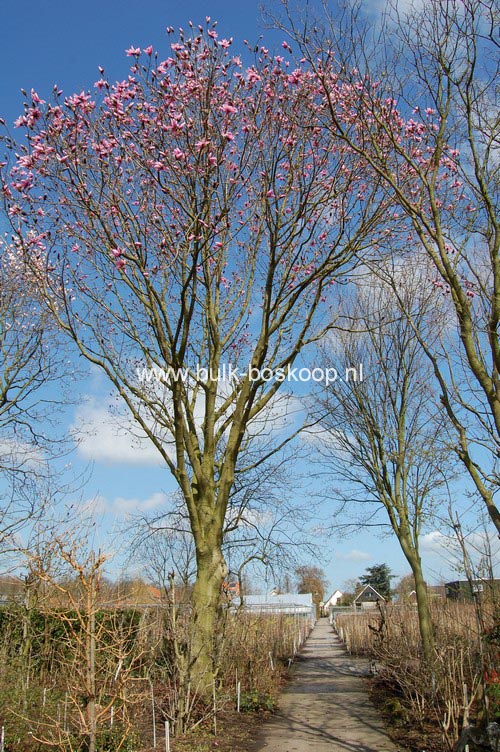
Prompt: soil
<box><xmin>138</xmin><ymin>709</ymin><xmax>273</xmax><ymax>752</ymax></box>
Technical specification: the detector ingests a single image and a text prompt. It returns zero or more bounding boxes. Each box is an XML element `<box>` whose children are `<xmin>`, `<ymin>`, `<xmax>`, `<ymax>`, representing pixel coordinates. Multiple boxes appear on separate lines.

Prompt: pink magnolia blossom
<box><xmin>195</xmin><ymin>138</ymin><xmax>211</xmax><ymax>151</ymax></box>
<box><xmin>126</xmin><ymin>46</ymin><xmax>141</xmax><ymax>57</ymax></box>
<box><xmin>220</xmin><ymin>102</ymin><xmax>238</xmax><ymax>114</ymax></box>
<box><xmin>30</xmin><ymin>90</ymin><xmax>45</xmax><ymax>104</ymax></box>
<box><xmin>246</xmin><ymin>68</ymin><xmax>261</xmax><ymax>84</ymax></box>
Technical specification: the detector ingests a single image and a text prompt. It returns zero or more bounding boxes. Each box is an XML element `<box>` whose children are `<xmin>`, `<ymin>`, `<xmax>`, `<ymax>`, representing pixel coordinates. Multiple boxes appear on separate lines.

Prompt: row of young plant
<box><xmin>334</xmin><ymin>600</ymin><xmax>499</xmax><ymax>751</ymax></box>
<box><xmin>0</xmin><ymin>572</ymin><xmax>311</xmax><ymax>751</ymax></box>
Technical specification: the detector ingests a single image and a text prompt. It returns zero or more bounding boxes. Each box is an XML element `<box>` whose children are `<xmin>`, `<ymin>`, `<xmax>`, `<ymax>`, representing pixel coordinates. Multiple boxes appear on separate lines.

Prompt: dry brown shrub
<box><xmin>217</xmin><ymin>610</ymin><xmax>312</xmax><ymax>701</ymax></box>
<box><xmin>335</xmin><ymin>601</ymin><xmax>497</xmax><ymax>750</ymax></box>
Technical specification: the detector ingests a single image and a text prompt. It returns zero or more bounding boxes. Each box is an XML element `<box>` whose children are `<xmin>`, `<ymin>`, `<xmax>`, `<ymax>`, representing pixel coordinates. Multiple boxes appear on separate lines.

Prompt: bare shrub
<box><xmin>218</xmin><ymin>611</ymin><xmax>311</xmax><ymax>702</ymax></box>
<box><xmin>335</xmin><ymin>601</ymin><xmax>497</xmax><ymax>749</ymax></box>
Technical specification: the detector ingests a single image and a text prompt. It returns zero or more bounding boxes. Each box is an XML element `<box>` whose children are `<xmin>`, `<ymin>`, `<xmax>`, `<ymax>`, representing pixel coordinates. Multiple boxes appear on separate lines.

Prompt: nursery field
<box><xmin>0</xmin><ymin>600</ymin><xmax>312</xmax><ymax>751</ymax></box>
<box><xmin>335</xmin><ymin>601</ymin><xmax>500</xmax><ymax>751</ymax></box>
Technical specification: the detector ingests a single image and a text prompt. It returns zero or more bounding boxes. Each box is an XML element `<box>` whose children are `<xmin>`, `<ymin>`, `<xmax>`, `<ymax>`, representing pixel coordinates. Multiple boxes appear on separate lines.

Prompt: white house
<box><xmin>322</xmin><ymin>589</ymin><xmax>343</xmax><ymax>615</ymax></box>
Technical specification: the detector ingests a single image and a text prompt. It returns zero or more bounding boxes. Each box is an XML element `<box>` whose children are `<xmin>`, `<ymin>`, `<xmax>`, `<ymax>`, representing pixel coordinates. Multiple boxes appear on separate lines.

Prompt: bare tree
<box><xmin>1</xmin><ymin>24</ymin><xmax>389</xmax><ymax>695</ymax></box>
<box><xmin>275</xmin><ymin>0</ymin><xmax>500</xmax><ymax>534</ymax></box>
<box><xmin>295</xmin><ymin>564</ymin><xmax>328</xmax><ymax>610</ymax></box>
<box><xmin>312</xmin><ymin>268</ymin><xmax>453</xmax><ymax>660</ymax></box>
<box><xmin>0</xmin><ymin>241</ymin><xmax>71</xmax><ymax>558</ymax></box>
<box><xmin>28</xmin><ymin>531</ymin><xmax>150</xmax><ymax>751</ymax></box>
<box><xmin>131</xmin><ymin>456</ymin><xmax>322</xmax><ymax>600</ymax></box>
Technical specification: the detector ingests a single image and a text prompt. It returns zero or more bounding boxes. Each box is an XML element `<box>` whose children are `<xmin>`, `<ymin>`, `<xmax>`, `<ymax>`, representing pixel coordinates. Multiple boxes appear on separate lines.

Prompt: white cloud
<box><xmin>85</xmin><ymin>491</ymin><xmax>169</xmax><ymax>518</ymax></box>
<box><xmin>227</xmin><ymin>507</ymin><xmax>273</xmax><ymax>529</ymax></box>
<box><xmin>357</xmin><ymin>0</ymin><xmax>427</xmax><ymax>20</ymax></box>
<box><xmin>72</xmin><ymin>379</ymin><xmax>304</xmax><ymax>467</ymax></box>
<box><xmin>336</xmin><ymin>549</ymin><xmax>372</xmax><ymax>562</ymax></box>
<box><xmin>0</xmin><ymin>438</ymin><xmax>46</xmax><ymax>469</ymax></box>
<box><xmin>420</xmin><ymin>530</ymin><xmax>449</xmax><ymax>555</ymax></box>
<box><xmin>420</xmin><ymin>529</ymin><xmax>500</xmax><ymax>575</ymax></box>
<box><xmin>111</xmin><ymin>491</ymin><xmax>168</xmax><ymax>515</ymax></box>
<box><xmin>72</xmin><ymin>400</ymin><xmax>169</xmax><ymax>467</ymax></box>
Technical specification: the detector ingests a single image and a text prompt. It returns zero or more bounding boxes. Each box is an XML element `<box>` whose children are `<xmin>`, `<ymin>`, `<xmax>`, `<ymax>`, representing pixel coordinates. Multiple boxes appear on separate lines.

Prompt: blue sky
<box><xmin>1</xmin><ymin>0</ymin><xmax>497</xmax><ymax>592</ymax></box>
<box><xmin>0</xmin><ymin>0</ymin><xmax>265</xmax><ymax>125</ymax></box>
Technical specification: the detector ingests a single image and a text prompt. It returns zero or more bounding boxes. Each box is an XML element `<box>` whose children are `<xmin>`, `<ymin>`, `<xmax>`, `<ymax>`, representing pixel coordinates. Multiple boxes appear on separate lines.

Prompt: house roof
<box><xmin>445</xmin><ymin>579</ymin><xmax>500</xmax><ymax>587</ymax></box>
<box><xmin>325</xmin><ymin>589</ymin><xmax>343</xmax><ymax>600</ymax></box>
<box><xmin>353</xmin><ymin>584</ymin><xmax>386</xmax><ymax>603</ymax></box>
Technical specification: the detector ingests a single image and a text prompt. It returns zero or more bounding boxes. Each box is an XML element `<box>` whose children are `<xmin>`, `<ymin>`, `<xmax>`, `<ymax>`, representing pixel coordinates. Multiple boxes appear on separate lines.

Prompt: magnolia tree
<box><xmin>277</xmin><ymin>0</ymin><xmax>500</xmax><ymax>535</ymax></box>
<box><xmin>1</xmin><ymin>23</ymin><xmax>388</xmax><ymax>695</ymax></box>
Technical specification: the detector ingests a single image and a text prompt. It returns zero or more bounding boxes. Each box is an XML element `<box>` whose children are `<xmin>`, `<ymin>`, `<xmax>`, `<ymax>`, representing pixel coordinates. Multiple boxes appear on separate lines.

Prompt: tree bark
<box><xmin>189</xmin><ymin>533</ymin><xmax>227</xmax><ymax>701</ymax></box>
<box><xmin>399</xmin><ymin>536</ymin><xmax>435</xmax><ymax>663</ymax></box>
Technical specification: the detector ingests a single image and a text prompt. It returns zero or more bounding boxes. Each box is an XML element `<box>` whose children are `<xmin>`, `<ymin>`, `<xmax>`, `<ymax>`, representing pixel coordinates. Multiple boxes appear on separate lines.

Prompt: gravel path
<box><xmin>249</xmin><ymin>617</ymin><xmax>401</xmax><ymax>752</ymax></box>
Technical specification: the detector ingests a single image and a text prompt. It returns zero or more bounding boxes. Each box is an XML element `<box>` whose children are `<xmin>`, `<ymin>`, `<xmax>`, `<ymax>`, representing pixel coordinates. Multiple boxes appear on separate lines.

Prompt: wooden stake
<box><xmin>213</xmin><ymin>683</ymin><xmax>217</xmax><ymax>736</ymax></box>
<box><xmin>151</xmin><ymin>683</ymin><xmax>157</xmax><ymax>748</ymax></box>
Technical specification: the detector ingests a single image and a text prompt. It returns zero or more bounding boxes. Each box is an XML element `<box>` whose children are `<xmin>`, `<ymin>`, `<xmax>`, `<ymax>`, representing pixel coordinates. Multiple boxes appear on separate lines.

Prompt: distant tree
<box><xmin>313</xmin><ymin>266</ymin><xmax>450</xmax><ymax>660</ymax></box>
<box><xmin>277</xmin><ymin>572</ymin><xmax>294</xmax><ymax>594</ymax></box>
<box><xmin>360</xmin><ymin>564</ymin><xmax>394</xmax><ymax>600</ymax></box>
<box><xmin>0</xmin><ymin>242</ymin><xmax>70</xmax><ymax>559</ymax></box>
<box><xmin>395</xmin><ymin>573</ymin><xmax>417</xmax><ymax>603</ymax></box>
<box><xmin>295</xmin><ymin>565</ymin><xmax>328</xmax><ymax>606</ymax></box>
<box><xmin>338</xmin><ymin>591</ymin><xmax>355</xmax><ymax>607</ymax></box>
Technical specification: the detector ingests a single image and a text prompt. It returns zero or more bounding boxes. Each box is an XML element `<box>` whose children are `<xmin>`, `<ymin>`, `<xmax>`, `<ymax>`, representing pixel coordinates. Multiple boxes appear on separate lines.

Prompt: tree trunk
<box><xmin>412</xmin><ymin>562</ymin><xmax>434</xmax><ymax>663</ymax></box>
<box><xmin>189</xmin><ymin>536</ymin><xmax>227</xmax><ymax>701</ymax></box>
<box><xmin>400</xmin><ymin>538</ymin><xmax>435</xmax><ymax>663</ymax></box>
